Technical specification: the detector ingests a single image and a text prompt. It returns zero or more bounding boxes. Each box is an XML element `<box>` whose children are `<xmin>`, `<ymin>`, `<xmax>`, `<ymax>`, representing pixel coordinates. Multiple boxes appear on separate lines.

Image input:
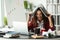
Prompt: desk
<box><xmin>5</xmin><ymin>37</ymin><xmax>60</xmax><ymax>40</ymax></box>
<box><xmin>2</xmin><ymin>34</ymin><xmax>60</xmax><ymax>39</ymax></box>
<box><xmin>0</xmin><ymin>28</ymin><xmax>60</xmax><ymax>39</ymax></box>
<box><xmin>0</xmin><ymin>33</ymin><xmax>60</xmax><ymax>40</ymax></box>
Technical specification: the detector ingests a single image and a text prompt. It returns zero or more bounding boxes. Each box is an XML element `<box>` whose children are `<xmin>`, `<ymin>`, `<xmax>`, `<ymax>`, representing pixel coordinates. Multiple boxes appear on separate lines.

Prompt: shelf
<box><xmin>52</xmin><ymin>14</ymin><xmax>60</xmax><ymax>15</ymax></box>
<box><xmin>48</xmin><ymin>13</ymin><xmax>60</xmax><ymax>15</ymax></box>
<box><xmin>47</xmin><ymin>3</ymin><xmax>56</xmax><ymax>5</ymax></box>
<box><xmin>55</xmin><ymin>25</ymin><xmax>60</xmax><ymax>26</ymax></box>
<box><xmin>56</xmin><ymin>14</ymin><xmax>60</xmax><ymax>15</ymax></box>
<box><xmin>47</xmin><ymin>3</ymin><xmax>60</xmax><ymax>5</ymax></box>
<box><xmin>57</xmin><ymin>3</ymin><xmax>60</xmax><ymax>5</ymax></box>
<box><xmin>46</xmin><ymin>0</ymin><xmax>60</xmax><ymax>35</ymax></box>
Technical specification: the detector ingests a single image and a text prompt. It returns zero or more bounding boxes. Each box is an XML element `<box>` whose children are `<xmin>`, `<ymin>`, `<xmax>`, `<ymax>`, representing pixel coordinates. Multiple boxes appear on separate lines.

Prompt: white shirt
<box><xmin>37</xmin><ymin>20</ymin><xmax>44</xmax><ymax>30</ymax></box>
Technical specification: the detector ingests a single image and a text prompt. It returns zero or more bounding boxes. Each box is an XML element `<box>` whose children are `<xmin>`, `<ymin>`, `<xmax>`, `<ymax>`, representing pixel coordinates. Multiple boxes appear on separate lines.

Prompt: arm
<box><xmin>48</xmin><ymin>15</ymin><xmax>53</xmax><ymax>28</ymax></box>
<box><xmin>28</xmin><ymin>21</ymin><xmax>32</xmax><ymax>27</ymax></box>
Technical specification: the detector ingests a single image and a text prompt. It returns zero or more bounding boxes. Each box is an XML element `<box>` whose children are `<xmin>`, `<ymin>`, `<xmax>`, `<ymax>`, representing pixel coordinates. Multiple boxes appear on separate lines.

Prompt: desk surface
<box><xmin>0</xmin><ymin>34</ymin><xmax>60</xmax><ymax>40</ymax></box>
<box><xmin>2</xmin><ymin>34</ymin><xmax>60</xmax><ymax>39</ymax></box>
<box><xmin>0</xmin><ymin>31</ymin><xmax>60</xmax><ymax>39</ymax></box>
<box><xmin>0</xmin><ymin>37</ymin><xmax>60</xmax><ymax>40</ymax></box>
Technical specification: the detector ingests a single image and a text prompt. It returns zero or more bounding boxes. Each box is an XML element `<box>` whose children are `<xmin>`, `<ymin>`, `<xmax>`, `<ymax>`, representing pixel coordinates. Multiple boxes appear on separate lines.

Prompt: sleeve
<box><xmin>28</xmin><ymin>18</ymin><xmax>38</xmax><ymax>31</ymax></box>
<box><xmin>28</xmin><ymin>20</ymin><xmax>33</xmax><ymax>30</ymax></box>
<box><xmin>43</xmin><ymin>17</ymin><xmax>55</xmax><ymax>31</ymax></box>
<box><xmin>50</xmin><ymin>16</ymin><xmax>56</xmax><ymax>31</ymax></box>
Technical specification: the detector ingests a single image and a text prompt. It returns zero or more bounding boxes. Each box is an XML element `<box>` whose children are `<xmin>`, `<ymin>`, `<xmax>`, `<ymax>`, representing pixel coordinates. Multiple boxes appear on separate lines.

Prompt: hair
<box><xmin>34</xmin><ymin>8</ymin><xmax>47</xmax><ymax>22</ymax></box>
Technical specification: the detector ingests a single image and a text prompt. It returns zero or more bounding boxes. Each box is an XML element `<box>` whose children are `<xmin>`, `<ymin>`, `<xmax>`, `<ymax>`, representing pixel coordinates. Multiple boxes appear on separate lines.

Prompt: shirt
<box><xmin>37</xmin><ymin>20</ymin><xmax>44</xmax><ymax>30</ymax></box>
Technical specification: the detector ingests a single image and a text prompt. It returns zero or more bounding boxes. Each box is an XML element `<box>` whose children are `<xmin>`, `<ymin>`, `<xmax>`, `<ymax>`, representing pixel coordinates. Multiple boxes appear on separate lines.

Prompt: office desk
<box><xmin>2</xmin><ymin>34</ymin><xmax>60</xmax><ymax>39</ymax></box>
<box><xmin>0</xmin><ymin>33</ymin><xmax>60</xmax><ymax>40</ymax></box>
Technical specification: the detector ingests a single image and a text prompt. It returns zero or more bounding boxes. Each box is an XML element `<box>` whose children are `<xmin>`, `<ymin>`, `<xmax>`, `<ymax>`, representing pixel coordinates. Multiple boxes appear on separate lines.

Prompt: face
<box><xmin>36</xmin><ymin>10</ymin><xmax>42</xmax><ymax>21</ymax></box>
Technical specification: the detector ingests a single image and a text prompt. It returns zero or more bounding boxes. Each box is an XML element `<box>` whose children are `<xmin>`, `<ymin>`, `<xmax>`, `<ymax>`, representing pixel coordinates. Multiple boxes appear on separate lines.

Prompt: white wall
<box><xmin>0</xmin><ymin>0</ymin><xmax>2</xmax><ymax>27</ymax></box>
<box><xmin>5</xmin><ymin>0</ymin><xmax>26</xmax><ymax>26</ymax></box>
<box><xmin>28</xmin><ymin>0</ymin><xmax>46</xmax><ymax>8</ymax></box>
<box><xmin>5</xmin><ymin>0</ymin><xmax>47</xmax><ymax>26</ymax></box>
<box><xmin>0</xmin><ymin>0</ymin><xmax>4</xmax><ymax>27</ymax></box>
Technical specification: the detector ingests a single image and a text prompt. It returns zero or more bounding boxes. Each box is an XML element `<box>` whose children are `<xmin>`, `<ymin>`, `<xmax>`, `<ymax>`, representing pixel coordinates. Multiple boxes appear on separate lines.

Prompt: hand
<box><xmin>28</xmin><ymin>21</ymin><xmax>31</xmax><ymax>24</ymax></box>
<box><xmin>41</xmin><ymin>28</ymin><xmax>45</xmax><ymax>30</ymax></box>
<box><xmin>28</xmin><ymin>21</ymin><xmax>32</xmax><ymax>26</ymax></box>
<box><xmin>47</xmin><ymin>14</ymin><xmax>52</xmax><ymax>19</ymax></box>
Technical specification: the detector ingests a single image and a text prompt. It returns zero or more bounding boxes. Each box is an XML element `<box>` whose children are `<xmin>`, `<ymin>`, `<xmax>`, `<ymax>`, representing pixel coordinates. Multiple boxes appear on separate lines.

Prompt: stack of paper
<box><xmin>3</xmin><ymin>31</ymin><xmax>17</xmax><ymax>38</ymax></box>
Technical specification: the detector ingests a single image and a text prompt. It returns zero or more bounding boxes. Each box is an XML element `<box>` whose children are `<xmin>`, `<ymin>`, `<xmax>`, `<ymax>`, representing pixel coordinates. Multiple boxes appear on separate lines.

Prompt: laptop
<box><xmin>13</xmin><ymin>21</ymin><xmax>29</xmax><ymax>35</ymax></box>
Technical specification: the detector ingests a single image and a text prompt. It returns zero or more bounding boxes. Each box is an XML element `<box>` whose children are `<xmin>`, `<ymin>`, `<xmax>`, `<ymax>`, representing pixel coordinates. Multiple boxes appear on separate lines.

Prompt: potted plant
<box><xmin>24</xmin><ymin>0</ymin><xmax>28</xmax><ymax>10</ymax></box>
<box><xmin>3</xmin><ymin>17</ymin><xmax>8</xmax><ymax>27</ymax></box>
<box><xmin>29</xmin><ymin>3</ymin><xmax>33</xmax><ymax>11</ymax></box>
<box><xmin>24</xmin><ymin>0</ymin><xmax>33</xmax><ymax>11</ymax></box>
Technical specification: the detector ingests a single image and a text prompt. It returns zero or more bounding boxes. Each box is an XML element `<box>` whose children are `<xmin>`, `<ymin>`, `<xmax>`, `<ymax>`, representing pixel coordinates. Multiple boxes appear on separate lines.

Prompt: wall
<box><xmin>0</xmin><ymin>0</ymin><xmax>4</xmax><ymax>27</ymax></box>
<box><xmin>5</xmin><ymin>0</ymin><xmax>46</xmax><ymax>26</ymax></box>
<box><xmin>0</xmin><ymin>0</ymin><xmax>1</xmax><ymax>27</ymax></box>
<box><xmin>28</xmin><ymin>0</ymin><xmax>46</xmax><ymax>8</ymax></box>
<box><xmin>5</xmin><ymin>0</ymin><xmax>26</xmax><ymax>26</ymax></box>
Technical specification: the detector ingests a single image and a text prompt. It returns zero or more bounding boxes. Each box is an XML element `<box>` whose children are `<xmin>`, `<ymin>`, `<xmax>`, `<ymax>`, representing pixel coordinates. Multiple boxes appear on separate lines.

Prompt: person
<box><xmin>28</xmin><ymin>7</ymin><xmax>55</xmax><ymax>36</ymax></box>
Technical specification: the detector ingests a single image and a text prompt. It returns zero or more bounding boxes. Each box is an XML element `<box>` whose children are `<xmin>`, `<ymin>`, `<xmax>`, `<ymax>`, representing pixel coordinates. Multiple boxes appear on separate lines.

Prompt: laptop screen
<box><xmin>13</xmin><ymin>21</ymin><xmax>29</xmax><ymax>35</ymax></box>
